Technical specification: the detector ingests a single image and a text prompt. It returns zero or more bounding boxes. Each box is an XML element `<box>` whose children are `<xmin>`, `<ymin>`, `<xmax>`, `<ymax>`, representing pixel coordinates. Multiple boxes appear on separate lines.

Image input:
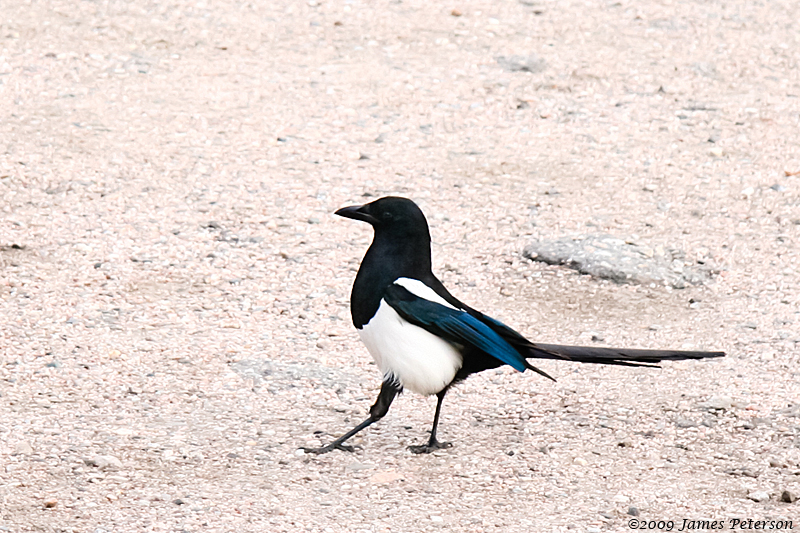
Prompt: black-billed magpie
<box><xmin>304</xmin><ymin>196</ymin><xmax>725</xmax><ymax>454</ymax></box>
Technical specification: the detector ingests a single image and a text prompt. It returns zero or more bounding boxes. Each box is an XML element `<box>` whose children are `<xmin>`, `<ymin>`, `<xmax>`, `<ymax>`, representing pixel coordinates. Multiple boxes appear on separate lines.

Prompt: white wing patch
<box><xmin>394</xmin><ymin>277</ymin><xmax>459</xmax><ymax>310</ymax></box>
<box><xmin>358</xmin><ymin>298</ymin><xmax>462</xmax><ymax>396</ymax></box>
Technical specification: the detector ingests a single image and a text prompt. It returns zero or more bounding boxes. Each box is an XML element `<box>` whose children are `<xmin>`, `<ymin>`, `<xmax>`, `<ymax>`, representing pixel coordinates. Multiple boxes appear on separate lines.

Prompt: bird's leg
<box><xmin>409</xmin><ymin>389</ymin><xmax>453</xmax><ymax>454</ymax></box>
<box><xmin>302</xmin><ymin>380</ymin><xmax>400</xmax><ymax>454</ymax></box>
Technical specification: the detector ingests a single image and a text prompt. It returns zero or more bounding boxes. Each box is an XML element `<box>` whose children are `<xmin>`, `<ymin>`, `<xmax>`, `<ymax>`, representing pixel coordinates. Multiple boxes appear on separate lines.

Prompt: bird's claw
<box><xmin>408</xmin><ymin>440</ymin><xmax>453</xmax><ymax>454</ymax></box>
<box><xmin>301</xmin><ymin>442</ymin><xmax>358</xmax><ymax>455</ymax></box>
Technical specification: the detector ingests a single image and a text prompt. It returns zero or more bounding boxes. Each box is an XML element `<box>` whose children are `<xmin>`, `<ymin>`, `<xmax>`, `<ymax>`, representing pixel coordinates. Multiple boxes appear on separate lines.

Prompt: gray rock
<box><xmin>725</xmin><ymin>467</ymin><xmax>759</xmax><ymax>478</ymax></box>
<box><xmin>523</xmin><ymin>234</ymin><xmax>712</xmax><ymax>288</ymax></box>
<box><xmin>12</xmin><ymin>441</ymin><xmax>33</xmax><ymax>456</ymax></box>
<box><xmin>700</xmin><ymin>396</ymin><xmax>734</xmax><ymax>410</ymax></box>
<box><xmin>675</xmin><ymin>419</ymin><xmax>698</xmax><ymax>428</ymax></box>
<box><xmin>346</xmin><ymin>461</ymin><xmax>373</xmax><ymax>471</ymax></box>
<box><xmin>83</xmin><ymin>455</ymin><xmax>123</xmax><ymax>470</ymax></box>
<box><xmin>627</xmin><ymin>506</ymin><xmax>640</xmax><ymax>516</ymax></box>
<box><xmin>781</xmin><ymin>490</ymin><xmax>797</xmax><ymax>503</ymax></box>
<box><xmin>496</xmin><ymin>55</ymin><xmax>547</xmax><ymax>73</ymax></box>
<box><xmin>747</xmin><ymin>490</ymin><xmax>770</xmax><ymax>502</ymax></box>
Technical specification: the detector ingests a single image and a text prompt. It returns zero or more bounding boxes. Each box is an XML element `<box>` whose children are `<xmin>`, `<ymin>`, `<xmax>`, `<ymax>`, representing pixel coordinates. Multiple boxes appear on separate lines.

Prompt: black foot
<box><xmin>301</xmin><ymin>442</ymin><xmax>358</xmax><ymax>455</ymax></box>
<box><xmin>408</xmin><ymin>440</ymin><xmax>453</xmax><ymax>454</ymax></box>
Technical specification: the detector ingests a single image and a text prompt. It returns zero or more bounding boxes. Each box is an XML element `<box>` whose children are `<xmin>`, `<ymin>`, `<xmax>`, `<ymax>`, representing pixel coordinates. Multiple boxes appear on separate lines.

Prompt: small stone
<box><xmin>43</xmin><ymin>498</ymin><xmax>58</xmax><ymax>508</ymax></box>
<box><xmin>316</xmin><ymin>339</ymin><xmax>332</xmax><ymax>350</ymax></box>
<box><xmin>617</xmin><ymin>440</ymin><xmax>633</xmax><ymax>448</ymax></box>
<box><xmin>83</xmin><ymin>455</ymin><xmax>123</xmax><ymax>470</ymax></box>
<box><xmin>702</xmin><ymin>396</ymin><xmax>733</xmax><ymax>410</ymax></box>
<box><xmin>450</xmin><ymin>9</ymin><xmax>462</xmax><ymax>16</ymax></box>
<box><xmin>12</xmin><ymin>441</ymin><xmax>33</xmax><ymax>456</ymax></box>
<box><xmin>747</xmin><ymin>491</ymin><xmax>770</xmax><ymax>502</ymax></box>
<box><xmin>173</xmin><ymin>498</ymin><xmax>185</xmax><ymax>505</ymax></box>
<box><xmin>627</xmin><ymin>506</ymin><xmax>640</xmax><ymax>516</ymax></box>
<box><xmin>675</xmin><ymin>419</ymin><xmax>698</xmax><ymax>428</ymax></box>
<box><xmin>573</xmin><ymin>457</ymin><xmax>588</xmax><ymax>466</ymax></box>
<box><xmin>496</xmin><ymin>55</ymin><xmax>547</xmax><ymax>73</ymax></box>
<box><xmin>769</xmin><ymin>459</ymin><xmax>788</xmax><ymax>468</ymax></box>
<box><xmin>781</xmin><ymin>490</ymin><xmax>797</xmax><ymax>503</ymax></box>
<box><xmin>724</xmin><ymin>467</ymin><xmax>759</xmax><ymax>478</ymax></box>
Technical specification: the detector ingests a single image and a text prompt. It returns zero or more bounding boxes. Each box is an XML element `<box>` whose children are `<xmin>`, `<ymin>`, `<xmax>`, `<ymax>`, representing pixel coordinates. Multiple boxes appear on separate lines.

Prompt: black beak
<box><xmin>335</xmin><ymin>204</ymin><xmax>378</xmax><ymax>224</ymax></box>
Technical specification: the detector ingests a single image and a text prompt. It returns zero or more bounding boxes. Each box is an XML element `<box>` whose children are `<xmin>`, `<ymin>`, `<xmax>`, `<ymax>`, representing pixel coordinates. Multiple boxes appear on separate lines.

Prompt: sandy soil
<box><xmin>1</xmin><ymin>0</ymin><xmax>799</xmax><ymax>531</ymax></box>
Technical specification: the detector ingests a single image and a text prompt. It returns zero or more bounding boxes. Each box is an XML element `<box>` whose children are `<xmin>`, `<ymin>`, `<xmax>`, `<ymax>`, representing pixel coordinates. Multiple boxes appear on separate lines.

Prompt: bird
<box><xmin>303</xmin><ymin>196</ymin><xmax>725</xmax><ymax>454</ymax></box>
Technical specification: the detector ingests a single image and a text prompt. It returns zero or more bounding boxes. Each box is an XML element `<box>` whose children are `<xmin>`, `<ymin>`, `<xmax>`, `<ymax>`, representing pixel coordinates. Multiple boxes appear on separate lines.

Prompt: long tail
<box><xmin>526</xmin><ymin>343</ymin><xmax>725</xmax><ymax>368</ymax></box>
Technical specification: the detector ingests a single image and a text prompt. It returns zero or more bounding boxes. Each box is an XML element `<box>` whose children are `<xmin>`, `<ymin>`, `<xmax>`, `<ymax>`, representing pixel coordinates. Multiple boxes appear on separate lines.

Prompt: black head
<box><xmin>335</xmin><ymin>196</ymin><xmax>430</xmax><ymax>238</ymax></box>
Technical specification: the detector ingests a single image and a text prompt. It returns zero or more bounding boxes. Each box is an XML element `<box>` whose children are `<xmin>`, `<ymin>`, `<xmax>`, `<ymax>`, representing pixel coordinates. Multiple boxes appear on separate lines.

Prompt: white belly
<box><xmin>358</xmin><ymin>300</ymin><xmax>463</xmax><ymax>396</ymax></box>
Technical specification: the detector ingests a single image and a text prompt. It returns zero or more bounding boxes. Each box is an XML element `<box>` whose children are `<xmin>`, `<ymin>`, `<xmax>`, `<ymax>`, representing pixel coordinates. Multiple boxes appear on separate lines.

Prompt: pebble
<box><xmin>627</xmin><ymin>506</ymin><xmax>640</xmax><ymax>516</ymax></box>
<box><xmin>83</xmin><ymin>455</ymin><xmax>123</xmax><ymax>470</ymax></box>
<box><xmin>12</xmin><ymin>441</ymin><xmax>33</xmax><ymax>456</ymax></box>
<box><xmin>43</xmin><ymin>498</ymin><xmax>58</xmax><ymax>508</ymax></box>
<box><xmin>701</xmin><ymin>396</ymin><xmax>734</xmax><ymax>410</ymax></box>
<box><xmin>725</xmin><ymin>467</ymin><xmax>759</xmax><ymax>478</ymax></box>
<box><xmin>747</xmin><ymin>491</ymin><xmax>770</xmax><ymax>502</ymax></box>
<box><xmin>781</xmin><ymin>490</ymin><xmax>797</xmax><ymax>503</ymax></box>
<box><xmin>495</xmin><ymin>55</ymin><xmax>547</xmax><ymax>73</ymax></box>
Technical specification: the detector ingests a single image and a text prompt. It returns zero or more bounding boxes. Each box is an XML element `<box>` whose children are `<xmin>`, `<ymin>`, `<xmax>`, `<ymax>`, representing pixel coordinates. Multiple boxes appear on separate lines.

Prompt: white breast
<box><xmin>358</xmin><ymin>300</ymin><xmax>463</xmax><ymax>396</ymax></box>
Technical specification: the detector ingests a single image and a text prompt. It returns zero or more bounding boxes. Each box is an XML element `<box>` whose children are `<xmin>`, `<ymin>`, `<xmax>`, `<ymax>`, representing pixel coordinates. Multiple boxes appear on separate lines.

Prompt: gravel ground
<box><xmin>2</xmin><ymin>0</ymin><xmax>799</xmax><ymax>531</ymax></box>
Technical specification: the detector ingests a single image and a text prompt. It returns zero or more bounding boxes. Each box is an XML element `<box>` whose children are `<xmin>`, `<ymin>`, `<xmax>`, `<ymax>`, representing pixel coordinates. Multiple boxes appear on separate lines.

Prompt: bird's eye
<box><xmin>382</xmin><ymin>212</ymin><xmax>393</xmax><ymax>220</ymax></box>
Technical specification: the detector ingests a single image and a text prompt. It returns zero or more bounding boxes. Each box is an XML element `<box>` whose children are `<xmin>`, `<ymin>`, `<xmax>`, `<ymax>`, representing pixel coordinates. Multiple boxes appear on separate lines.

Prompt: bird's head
<box><xmin>335</xmin><ymin>196</ymin><xmax>430</xmax><ymax>238</ymax></box>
